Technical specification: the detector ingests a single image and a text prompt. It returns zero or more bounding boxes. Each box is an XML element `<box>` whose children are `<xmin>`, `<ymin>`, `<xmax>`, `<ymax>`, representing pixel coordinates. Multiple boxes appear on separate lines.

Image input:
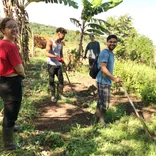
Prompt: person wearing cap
<box><xmin>83</xmin><ymin>34</ymin><xmax>100</xmax><ymax>68</ymax></box>
<box><xmin>46</xmin><ymin>27</ymin><xmax>67</xmax><ymax>102</ymax></box>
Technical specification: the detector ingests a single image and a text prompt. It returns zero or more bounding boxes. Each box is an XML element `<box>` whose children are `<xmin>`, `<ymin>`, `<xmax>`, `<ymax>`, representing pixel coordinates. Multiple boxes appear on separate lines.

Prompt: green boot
<box><xmin>2</xmin><ymin>127</ymin><xmax>18</xmax><ymax>151</ymax></box>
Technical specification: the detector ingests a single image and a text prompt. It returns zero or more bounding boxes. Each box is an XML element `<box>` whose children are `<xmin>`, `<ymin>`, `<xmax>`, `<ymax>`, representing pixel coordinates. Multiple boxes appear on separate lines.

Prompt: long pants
<box><xmin>89</xmin><ymin>58</ymin><xmax>95</xmax><ymax>67</ymax></box>
<box><xmin>47</xmin><ymin>64</ymin><xmax>64</xmax><ymax>96</ymax></box>
<box><xmin>0</xmin><ymin>76</ymin><xmax>22</xmax><ymax>128</ymax></box>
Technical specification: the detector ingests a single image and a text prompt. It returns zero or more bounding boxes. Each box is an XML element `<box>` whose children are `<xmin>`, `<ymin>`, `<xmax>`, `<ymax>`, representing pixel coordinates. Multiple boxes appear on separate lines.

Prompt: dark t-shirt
<box><xmin>84</xmin><ymin>41</ymin><xmax>100</xmax><ymax>59</ymax></box>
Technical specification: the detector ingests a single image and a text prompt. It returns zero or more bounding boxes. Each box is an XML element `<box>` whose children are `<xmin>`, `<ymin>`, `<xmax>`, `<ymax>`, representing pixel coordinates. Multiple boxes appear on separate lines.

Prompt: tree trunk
<box><xmin>78</xmin><ymin>20</ymin><xmax>86</xmax><ymax>57</ymax></box>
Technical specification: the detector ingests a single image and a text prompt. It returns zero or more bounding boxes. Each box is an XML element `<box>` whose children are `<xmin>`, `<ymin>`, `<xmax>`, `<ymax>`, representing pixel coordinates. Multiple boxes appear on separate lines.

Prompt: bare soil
<box><xmin>33</xmin><ymin>75</ymin><xmax>156</xmax><ymax>133</ymax></box>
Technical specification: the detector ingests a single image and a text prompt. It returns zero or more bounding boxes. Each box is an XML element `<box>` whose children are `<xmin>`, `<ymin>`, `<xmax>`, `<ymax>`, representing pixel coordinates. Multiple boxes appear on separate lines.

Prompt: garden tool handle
<box><xmin>120</xmin><ymin>81</ymin><xmax>153</xmax><ymax>139</ymax></box>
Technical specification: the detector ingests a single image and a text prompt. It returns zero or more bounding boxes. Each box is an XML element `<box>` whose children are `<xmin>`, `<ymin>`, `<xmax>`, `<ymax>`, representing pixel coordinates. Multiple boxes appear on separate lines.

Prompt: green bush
<box><xmin>140</xmin><ymin>82</ymin><xmax>156</xmax><ymax>104</ymax></box>
<box><xmin>114</xmin><ymin>60</ymin><xmax>156</xmax><ymax>104</ymax></box>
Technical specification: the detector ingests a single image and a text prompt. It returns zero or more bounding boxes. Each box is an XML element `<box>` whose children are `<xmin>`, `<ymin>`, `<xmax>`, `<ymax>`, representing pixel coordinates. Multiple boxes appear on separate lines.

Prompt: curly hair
<box><xmin>56</xmin><ymin>27</ymin><xmax>67</xmax><ymax>34</ymax></box>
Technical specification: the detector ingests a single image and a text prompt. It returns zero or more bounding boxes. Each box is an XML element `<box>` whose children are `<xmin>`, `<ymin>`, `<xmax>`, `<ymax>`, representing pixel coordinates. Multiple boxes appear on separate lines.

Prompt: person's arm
<box><xmin>61</xmin><ymin>40</ymin><xmax>65</xmax><ymax>46</ymax></box>
<box><xmin>97</xmin><ymin>42</ymin><xmax>100</xmax><ymax>55</ymax></box>
<box><xmin>58</xmin><ymin>46</ymin><xmax>65</xmax><ymax>63</ymax></box>
<box><xmin>84</xmin><ymin>43</ymin><xmax>89</xmax><ymax>58</ymax></box>
<box><xmin>14</xmin><ymin>64</ymin><xmax>25</xmax><ymax>78</ymax></box>
<box><xmin>60</xmin><ymin>46</ymin><xmax>63</xmax><ymax>58</ymax></box>
<box><xmin>45</xmin><ymin>40</ymin><xmax>57</xmax><ymax>59</ymax></box>
<box><xmin>100</xmin><ymin>62</ymin><xmax>120</xmax><ymax>83</ymax></box>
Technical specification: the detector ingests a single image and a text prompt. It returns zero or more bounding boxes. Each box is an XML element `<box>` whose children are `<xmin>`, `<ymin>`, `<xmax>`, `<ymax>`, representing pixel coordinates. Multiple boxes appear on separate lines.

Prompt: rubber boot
<box><xmin>92</xmin><ymin>107</ymin><xmax>101</xmax><ymax>125</ymax></box>
<box><xmin>95</xmin><ymin>106</ymin><xmax>106</xmax><ymax>127</ymax></box>
<box><xmin>58</xmin><ymin>84</ymin><xmax>66</xmax><ymax>100</ymax></box>
<box><xmin>2</xmin><ymin>127</ymin><xmax>18</xmax><ymax>151</ymax></box>
<box><xmin>50</xmin><ymin>84</ymin><xmax>57</xmax><ymax>102</ymax></box>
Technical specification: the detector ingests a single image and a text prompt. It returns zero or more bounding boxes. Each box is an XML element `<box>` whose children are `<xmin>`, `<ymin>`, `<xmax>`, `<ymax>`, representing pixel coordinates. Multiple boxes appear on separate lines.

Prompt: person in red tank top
<box><xmin>0</xmin><ymin>17</ymin><xmax>25</xmax><ymax>151</ymax></box>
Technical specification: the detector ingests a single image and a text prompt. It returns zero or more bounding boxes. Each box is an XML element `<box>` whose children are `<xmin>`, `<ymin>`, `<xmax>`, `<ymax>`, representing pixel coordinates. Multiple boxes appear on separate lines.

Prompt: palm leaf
<box><xmin>91</xmin><ymin>0</ymin><xmax>102</xmax><ymax>7</ymax></box>
<box><xmin>82</xmin><ymin>0</ymin><xmax>123</xmax><ymax>19</ymax></box>
<box><xmin>86</xmin><ymin>29</ymin><xmax>104</xmax><ymax>35</ymax></box>
<box><xmin>90</xmin><ymin>18</ymin><xmax>111</xmax><ymax>27</ymax></box>
<box><xmin>70</xmin><ymin>18</ymin><xmax>81</xmax><ymax>27</ymax></box>
<box><xmin>100</xmin><ymin>0</ymin><xmax>123</xmax><ymax>12</ymax></box>
<box><xmin>27</xmin><ymin>0</ymin><xmax>78</xmax><ymax>8</ymax></box>
<box><xmin>82</xmin><ymin>0</ymin><xmax>91</xmax><ymax>7</ymax></box>
<box><xmin>88</xmin><ymin>23</ymin><xmax>110</xmax><ymax>33</ymax></box>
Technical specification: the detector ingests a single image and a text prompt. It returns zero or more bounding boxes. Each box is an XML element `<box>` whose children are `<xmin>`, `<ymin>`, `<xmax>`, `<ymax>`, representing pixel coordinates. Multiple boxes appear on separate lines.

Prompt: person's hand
<box><xmin>57</xmin><ymin>56</ymin><xmax>64</xmax><ymax>63</ymax></box>
<box><xmin>20</xmin><ymin>73</ymin><xmax>26</xmax><ymax>80</ymax></box>
<box><xmin>114</xmin><ymin>77</ymin><xmax>121</xmax><ymax>83</ymax></box>
<box><xmin>83</xmin><ymin>56</ymin><xmax>87</xmax><ymax>59</ymax></box>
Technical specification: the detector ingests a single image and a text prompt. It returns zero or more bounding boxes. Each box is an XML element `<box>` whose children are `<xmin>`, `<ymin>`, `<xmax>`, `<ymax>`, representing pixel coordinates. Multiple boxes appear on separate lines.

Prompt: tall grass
<box><xmin>114</xmin><ymin>59</ymin><xmax>156</xmax><ymax>104</ymax></box>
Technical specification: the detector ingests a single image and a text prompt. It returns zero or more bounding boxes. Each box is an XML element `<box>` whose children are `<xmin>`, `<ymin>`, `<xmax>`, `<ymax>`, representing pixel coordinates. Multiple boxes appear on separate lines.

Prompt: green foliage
<box><xmin>32</xmin><ymin>131</ymin><xmax>64</xmax><ymax>149</ymax></box>
<box><xmin>105</xmin><ymin>14</ymin><xmax>135</xmax><ymax>38</ymax></box>
<box><xmin>106</xmin><ymin>104</ymin><xmax>126</xmax><ymax>122</ymax></box>
<box><xmin>0</xmin><ymin>98</ymin><xmax>3</xmax><ymax>110</ymax></box>
<box><xmin>80</xmin><ymin>0</ymin><xmax>123</xmax><ymax>34</ymax></box>
<box><xmin>126</xmin><ymin>35</ymin><xmax>154</xmax><ymax>65</ymax></box>
<box><xmin>140</xmin><ymin>82</ymin><xmax>156</xmax><ymax>104</ymax></box>
<box><xmin>65</xmin><ymin>138</ymin><xmax>97</xmax><ymax>156</ymax></box>
<box><xmin>87</xmin><ymin>23</ymin><xmax>110</xmax><ymax>33</ymax></box>
<box><xmin>81</xmin><ymin>0</ymin><xmax>123</xmax><ymax>21</ymax></box>
<box><xmin>28</xmin><ymin>0</ymin><xmax>78</xmax><ymax>8</ymax></box>
<box><xmin>105</xmin><ymin>14</ymin><xmax>137</xmax><ymax>59</ymax></box>
<box><xmin>91</xmin><ymin>0</ymin><xmax>102</xmax><ymax>7</ymax></box>
<box><xmin>114</xmin><ymin>59</ymin><xmax>156</xmax><ymax>104</ymax></box>
<box><xmin>29</xmin><ymin>22</ymin><xmax>56</xmax><ymax>37</ymax></box>
<box><xmin>105</xmin><ymin>14</ymin><xmax>154</xmax><ymax>65</ymax></box>
<box><xmin>30</xmin><ymin>22</ymin><xmax>80</xmax><ymax>42</ymax></box>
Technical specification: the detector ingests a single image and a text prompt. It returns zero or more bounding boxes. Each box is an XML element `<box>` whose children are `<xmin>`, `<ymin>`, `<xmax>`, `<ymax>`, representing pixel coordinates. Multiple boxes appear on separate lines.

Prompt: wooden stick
<box><xmin>62</xmin><ymin>63</ymin><xmax>74</xmax><ymax>91</ymax></box>
<box><xmin>120</xmin><ymin>82</ymin><xmax>153</xmax><ymax>140</ymax></box>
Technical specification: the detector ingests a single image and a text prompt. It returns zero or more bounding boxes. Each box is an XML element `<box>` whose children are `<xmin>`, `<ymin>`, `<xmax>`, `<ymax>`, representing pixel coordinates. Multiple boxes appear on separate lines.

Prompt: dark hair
<box><xmin>89</xmin><ymin>34</ymin><xmax>94</xmax><ymax>38</ymax></box>
<box><xmin>107</xmin><ymin>34</ymin><xmax>118</xmax><ymax>42</ymax></box>
<box><xmin>0</xmin><ymin>17</ymin><xmax>15</xmax><ymax>30</ymax></box>
<box><xmin>56</xmin><ymin>27</ymin><xmax>67</xmax><ymax>34</ymax></box>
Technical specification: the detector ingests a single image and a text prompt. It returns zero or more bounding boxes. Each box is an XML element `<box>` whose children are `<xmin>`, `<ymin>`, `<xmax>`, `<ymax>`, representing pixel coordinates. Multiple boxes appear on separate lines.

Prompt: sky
<box><xmin>0</xmin><ymin>0</ymin><xmax>156</xmax><ymax>45</ymax></box>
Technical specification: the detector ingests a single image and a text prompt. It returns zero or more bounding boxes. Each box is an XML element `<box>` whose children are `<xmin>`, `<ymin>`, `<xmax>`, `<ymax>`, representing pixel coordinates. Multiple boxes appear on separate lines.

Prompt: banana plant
<box><xmin>1</xmin><ymin>0</ymin><xmax>78</xmax><ymax>65</ymax></box>
<box><xmin>70</xmin><ymin>0</ymin><xmax>123</xmax><ymax>56</ymax></box>
<box><xmin>25</xmin><ymin>0</ymin><xmax>78</xmax><ymax>8</ymax></box>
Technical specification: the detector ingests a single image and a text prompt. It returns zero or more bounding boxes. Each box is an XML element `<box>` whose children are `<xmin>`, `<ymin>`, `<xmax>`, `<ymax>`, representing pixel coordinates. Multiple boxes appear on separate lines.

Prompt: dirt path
<box><xmin>33</xmin><ymin>75</ymin><xmax>156</xmax><ymax>133</ymax></box>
